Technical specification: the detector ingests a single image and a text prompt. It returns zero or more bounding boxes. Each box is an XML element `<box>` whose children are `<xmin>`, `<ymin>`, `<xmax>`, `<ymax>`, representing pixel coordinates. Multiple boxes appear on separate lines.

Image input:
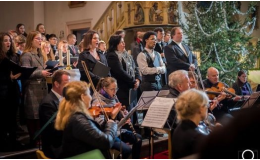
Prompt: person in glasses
<box><xmin>92</xmin><ymin>77</ymin><xmax>142</xmax><ymax>159</ymax></box>
<box><xmin>20</xmin><ymin>31</ymin><xmax>51</xmax><ymax>147</ymax></box>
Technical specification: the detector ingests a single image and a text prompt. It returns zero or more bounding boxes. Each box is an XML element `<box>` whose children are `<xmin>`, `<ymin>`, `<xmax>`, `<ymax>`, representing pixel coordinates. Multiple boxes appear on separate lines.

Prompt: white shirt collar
<box><xmin>172</xmin><ymin>40</ymin><xmax>182</xmax><ymax>45</ymax></box>
<box><xmin>144</xmin><ymin>47</ymin><xmax>154</xmax><ymax>54</ymax></box>
<box><xmin>51</xmin><ymin>89</ymin><xmax>63</xmax><ymax>102</ymax></box>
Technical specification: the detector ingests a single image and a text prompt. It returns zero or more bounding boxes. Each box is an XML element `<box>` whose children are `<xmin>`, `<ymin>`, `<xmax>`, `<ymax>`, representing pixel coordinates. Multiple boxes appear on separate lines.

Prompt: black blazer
<box><xmin>130</xmin><ymin>41</ymin><xmax>143</xmax><ymax>66</ymax></box>
<box><xmin>232</xmin><ymin>81</ymin><xmax>253</xmax><ymax>96</ymax></box>
<box><xmin>106</xmin><ymin>51</ymin><xmax>141</xmax><ymax>107</ymax></box>
<box><xmin>164</xmin><ymin>41</ymin><xmax>197</xmax><ymax>75</ymax></box>
<box><xmin>39</xmin><ymin>91</ymin><xmax>62</xmax><ymax>158</ymax></box>
<box><xmin>172</xmin><ymin>119</ymin><xmax>206</xmax><ymax>159</ymax></box>
<box><xmin>78</xmin><ymin>49</ymin><xmax>111</xmax><ymax>87</ymax></box>
<box><xmin>154</xmin><ymin>42</ymin><xmax>167</xmax><ymax>63</ymax></box>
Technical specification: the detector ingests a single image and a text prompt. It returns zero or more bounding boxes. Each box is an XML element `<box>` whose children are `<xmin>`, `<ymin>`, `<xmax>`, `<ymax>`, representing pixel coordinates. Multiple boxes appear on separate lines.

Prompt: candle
<box><xmin>59</xmin><ymin>49</ymin><xmax>63</xmax><ymax>66</ymax></box>
<box><xmin>67</xmin><ymin>49</ymin><xmax>70</xmax><ymax>66</ymax></box>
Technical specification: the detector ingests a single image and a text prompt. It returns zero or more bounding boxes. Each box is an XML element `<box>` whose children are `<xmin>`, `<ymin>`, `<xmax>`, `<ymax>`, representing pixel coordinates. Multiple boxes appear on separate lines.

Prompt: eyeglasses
<box><xmin>34</xmin><ymin>37</ymin><xmax>43</xmax><ymax>41</ymax></box>
<box><xmin>107</xmin><ymin>88</ymin><xmax>119</xmax><ymax>92</ymax></box>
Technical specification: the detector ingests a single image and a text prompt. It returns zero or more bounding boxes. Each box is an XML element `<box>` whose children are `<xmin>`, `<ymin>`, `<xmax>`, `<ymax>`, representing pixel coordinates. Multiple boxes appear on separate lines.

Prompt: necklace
<box><xmin>90</xmin><ymin>50</ymin><xmax>100</xmax><ymax>60</ymax></box>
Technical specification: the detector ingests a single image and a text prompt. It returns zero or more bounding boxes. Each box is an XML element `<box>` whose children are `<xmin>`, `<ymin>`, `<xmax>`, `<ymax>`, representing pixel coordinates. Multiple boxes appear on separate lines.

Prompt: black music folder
<box><xmin>9</xmin><ymin>59</ymin><xmax>37</xmax><ymax>79</ymax></box>
<box><xmin>63</xmin><ymin>57</ymin><xmax>78</xmax><ymax>65</ymax></box>
<box><xmin>92</xmin><ymin>61</ymin><xmax>110</xmax><ymax>78</ymax></box>
<box><xmin>45</xmin><ymin>60</ymin><xmax>59</xmax><ymax>69</ymax></box>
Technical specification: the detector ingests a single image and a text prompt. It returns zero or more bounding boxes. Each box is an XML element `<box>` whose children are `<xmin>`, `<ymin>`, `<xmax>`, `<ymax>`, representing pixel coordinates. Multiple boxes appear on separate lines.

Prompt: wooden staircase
<box><xmin>92</xmin><ymin>1</ymin><xmax>179</xmax><ymax>46</ymax></box>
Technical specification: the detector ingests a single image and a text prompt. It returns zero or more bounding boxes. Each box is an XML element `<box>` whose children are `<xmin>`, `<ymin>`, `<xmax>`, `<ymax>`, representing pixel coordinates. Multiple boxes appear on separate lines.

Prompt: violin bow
<box><xmin>81</xmin><ymin>61</ymin><xmax>109</xmax><ymax>121</ymax></box>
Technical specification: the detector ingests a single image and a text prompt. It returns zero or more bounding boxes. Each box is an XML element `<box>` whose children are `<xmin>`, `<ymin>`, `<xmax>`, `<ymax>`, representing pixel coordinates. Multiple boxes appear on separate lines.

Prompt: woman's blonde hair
<box><xmin>55</xmin><ymin>81</ymin><xmax>92</xmax><ymax>131</ymax></box>
<box><xmin>58</xmin><ymin>40</ymin><xmax>68</xmax><ymax>52</ymax></box>
<box><xmin>40</xmin><ymin>41</ymin><xmax>55</xmax><ymax>64</ymax></box>
<box><xmin>175</xmin><ymin>89</ymin><xmax>209</xmax><ymax>121</ymax></box>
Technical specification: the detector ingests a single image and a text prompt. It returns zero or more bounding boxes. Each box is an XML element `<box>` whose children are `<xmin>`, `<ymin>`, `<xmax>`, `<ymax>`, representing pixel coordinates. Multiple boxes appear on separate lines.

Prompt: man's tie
<box><xmin>71</xmin><ymin>45</ymin><xmax>76</xmax><ymax>54</ymax></box>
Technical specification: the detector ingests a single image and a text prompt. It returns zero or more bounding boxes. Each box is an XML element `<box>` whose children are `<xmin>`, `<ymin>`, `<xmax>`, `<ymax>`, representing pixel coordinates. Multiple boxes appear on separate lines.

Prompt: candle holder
<box><xmin>65</xmin><ymin>64</ymin><xmax>72</xmax><ymax>70</ymax></box>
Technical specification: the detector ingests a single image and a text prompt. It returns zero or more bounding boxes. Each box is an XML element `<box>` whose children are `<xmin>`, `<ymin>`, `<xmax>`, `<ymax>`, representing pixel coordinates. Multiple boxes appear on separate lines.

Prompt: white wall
<box><xmin>34</xmin><ymin>1</ymin><xmax>45</xmax><ymax>28</ymax></box>
<box><xmin>44</xmin><ymin>1</ymin><xmax>111</xmax><ymax>38</ymax></box>
<box><xmin>0</xmin><ymin>1</ymin><xmax>35</xmax><ymax>32</ymax></box>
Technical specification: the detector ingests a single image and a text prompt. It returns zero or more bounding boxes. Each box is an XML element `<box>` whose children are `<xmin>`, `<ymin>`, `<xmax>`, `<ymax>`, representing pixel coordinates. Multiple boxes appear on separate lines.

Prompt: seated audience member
<box><xmin>172</xmin><ymin>89</ymin><xmax>210</xmax><ymax>158</ymax></box>
<box><xmin>55</xmin><ymin>81</ymin><xmax>117</xmax><ymax>158</ymax></box>
<box><xmin>232</xmin><ymin>70</ymin><xmax>253</xmax><ymax>97</ymax></box>
<box><xmin>92</xmin><ymin>77</ymin><xmax>142</xmax><ymax>159</ymax></box>
<box><xmin>39</xmin><ymin>70</ymin><xmax>70</xmax><ymax>158</ymax></box>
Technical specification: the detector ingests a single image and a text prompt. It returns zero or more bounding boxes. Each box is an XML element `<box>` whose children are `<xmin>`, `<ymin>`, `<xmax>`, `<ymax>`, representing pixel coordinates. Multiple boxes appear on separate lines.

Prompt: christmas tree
<box><xmin>179</xmin><ymin>1</ymin><xmax>260</xmax><ymax>85</ymax></box>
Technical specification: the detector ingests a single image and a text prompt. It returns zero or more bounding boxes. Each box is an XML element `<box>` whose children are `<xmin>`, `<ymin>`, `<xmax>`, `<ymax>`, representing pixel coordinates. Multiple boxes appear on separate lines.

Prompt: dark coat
<box><xmin>232</xmin><ymin>81</ymin><xmax>253</xmax><ymax>96</ymax></box>
<box><xmin>0</xmin><ymin>58</ymin><xmax>11</xmax><ymax>100</ymax></box>
<box><xmin>130</xmin><ymin>41</ymin><xmax>143</xmax><ymax>66</ymax></box>
<box><xmin>172</xmin><ymin>119</ymin><xmax>206</xmax><ymax>159</ymax></box>
<box><xmin>154</xmin><ymin>42</ymin><xmax>167</xmax><ymax>64</ymax></box>
<box><xmin>59</xmin><ymin>112</ymin><xmax>117</xmax><ymax>158</ymax></box>
<box><xmin>164</xmin><ymin>41</ymin><xmax>197</xmax><ymax>75</ymax></box>
<box><xmin>106</xmin><ymin>51</ymin><xmax>141</xmax><ymax>107</ymax></box>
<box><xmin>39</xmin><ymin>91</ymin><xmax>62</xmax><ymax>158</ymax></box>
<box><xmin>78</xmin><ymin>49</ymin><xmax>110</xmax><ymax>87</ymax></box>
<box><xmin>68</xmin><ymin>45</ymin><xmax>80</xmax><ymax>57</ymax></box>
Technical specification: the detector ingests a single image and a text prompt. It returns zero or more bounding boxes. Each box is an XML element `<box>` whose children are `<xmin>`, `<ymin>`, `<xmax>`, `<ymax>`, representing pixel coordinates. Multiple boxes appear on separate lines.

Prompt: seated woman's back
<box><xmin>55</xmin><ymin>81</ymin><xmax>117</xmax><ymax>158</ymax></box>
<box><xmin>171</xmin><ymin>89</ymin><xmax>209</xmax><ymax>158</ymax></box>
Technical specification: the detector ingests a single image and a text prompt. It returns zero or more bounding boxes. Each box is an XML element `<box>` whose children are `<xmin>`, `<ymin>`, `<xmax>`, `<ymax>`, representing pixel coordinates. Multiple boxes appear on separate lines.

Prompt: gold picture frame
<box><xmin>68</xmin><ymin>1</ymin><xmax>86</xmax><ymax>8</ymax></box>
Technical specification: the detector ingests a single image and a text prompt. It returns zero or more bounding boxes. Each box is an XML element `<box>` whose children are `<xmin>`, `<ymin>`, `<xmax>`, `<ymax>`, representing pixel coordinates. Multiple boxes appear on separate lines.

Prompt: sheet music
<box><xmin>141</xmin><ymin>97</ymin><xmax>175</xmax><ymax>128</ymax></box>
<box><xmin>137</xmin><ymin>91</ymin><xmax>158</xmax><ymax>110</ymax></box>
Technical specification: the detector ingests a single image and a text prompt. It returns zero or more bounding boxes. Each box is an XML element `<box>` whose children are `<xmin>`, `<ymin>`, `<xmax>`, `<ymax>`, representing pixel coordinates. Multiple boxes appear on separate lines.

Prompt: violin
<box><xmin>89</xmin><ymin>103</ymin><xmax>122</xmax><ymax>119</ymax></box>
<box><xmin>205</xmin><ymin>82</ymin><xmax>236</xmax><ymax>100</ymax></box>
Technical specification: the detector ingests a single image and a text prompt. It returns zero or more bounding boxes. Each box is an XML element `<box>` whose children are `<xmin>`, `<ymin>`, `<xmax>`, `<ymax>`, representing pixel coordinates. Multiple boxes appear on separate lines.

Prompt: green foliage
<box><xmin>180</xmin><ymin>2</ymin><xmax>260</xmax><ymax>84</ymax></box>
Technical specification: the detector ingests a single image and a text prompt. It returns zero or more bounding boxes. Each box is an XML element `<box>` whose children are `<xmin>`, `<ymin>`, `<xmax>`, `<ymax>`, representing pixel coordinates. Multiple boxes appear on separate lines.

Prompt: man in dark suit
<box><xmin>164</xmin><ymin>27</ymin><xmax>197</xmax><ymax>77</ymax></box>
<box><xmin>67</xmin><ymin>34</ymin><xmax>79</xmax><ymax>56</ymax></box>
<box><xmin>154</xmin><ymin>27</ymin><xmax>167</xmax><ymax>86</ymax></box>
<box><xmin>39</xmin><ymin>70</ymin><xmax>71</xmax><ymax>158</ymax></box>
<box><xmin>130</xmin><ymin>30</ymin><xmax>144</xmax><ymax>66</ymax></box>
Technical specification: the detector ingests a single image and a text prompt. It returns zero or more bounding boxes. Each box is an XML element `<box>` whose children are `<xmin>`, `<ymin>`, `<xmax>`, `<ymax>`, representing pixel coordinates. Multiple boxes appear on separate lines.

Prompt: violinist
<box><xmin>92</xmin><ymin>77</ymin><xmax>142</xmax><ymax>159</ymax></box>
<box><xmin>232</xmin><ymin>70</ymin><xmax>253</xmax><ymax>97</ymax></box>
<box><xmin>55</xmin><ymin>81</ymin><xmax>117</xmax><ymax>158</ymax></box>
<box><xmin>202</xmin><ymin>67</ymin><xmax>240</xmax><ymax>121</ymax></box>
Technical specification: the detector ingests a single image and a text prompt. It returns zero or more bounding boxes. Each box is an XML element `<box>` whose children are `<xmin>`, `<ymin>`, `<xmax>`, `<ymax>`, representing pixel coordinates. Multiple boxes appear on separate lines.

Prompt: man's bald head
<box><xmin>207</xmin><ymin>67</ymin><xmax>219</xmax><ymax>84</ymax></box>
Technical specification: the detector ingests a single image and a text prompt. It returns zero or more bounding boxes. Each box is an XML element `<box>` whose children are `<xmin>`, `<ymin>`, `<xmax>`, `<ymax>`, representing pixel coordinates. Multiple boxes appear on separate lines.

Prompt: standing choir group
<box><xmin>0</xmin><ymin>23</ymin><xmax>258</xmax><ymax>159</ymax></box>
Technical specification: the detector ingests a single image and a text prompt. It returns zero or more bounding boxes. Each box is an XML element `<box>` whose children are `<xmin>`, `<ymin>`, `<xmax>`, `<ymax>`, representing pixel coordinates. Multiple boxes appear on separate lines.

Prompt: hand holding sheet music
<box><xmin>141</xmin><ymin>97</ymin><xmax>175</xmax><ymax>129</ymax></box>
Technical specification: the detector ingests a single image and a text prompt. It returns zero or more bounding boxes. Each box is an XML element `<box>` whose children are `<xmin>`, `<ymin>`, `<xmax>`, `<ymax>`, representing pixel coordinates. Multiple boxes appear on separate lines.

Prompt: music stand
<box><xmin>241</xmin><ymin>91</ymin><xmax>260</xmax><ymax>109</ymax></box>
<box><xmin>136</xmin><ymin>90</ymin><xmax>176</xmax><ymax>159</ymax></box>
